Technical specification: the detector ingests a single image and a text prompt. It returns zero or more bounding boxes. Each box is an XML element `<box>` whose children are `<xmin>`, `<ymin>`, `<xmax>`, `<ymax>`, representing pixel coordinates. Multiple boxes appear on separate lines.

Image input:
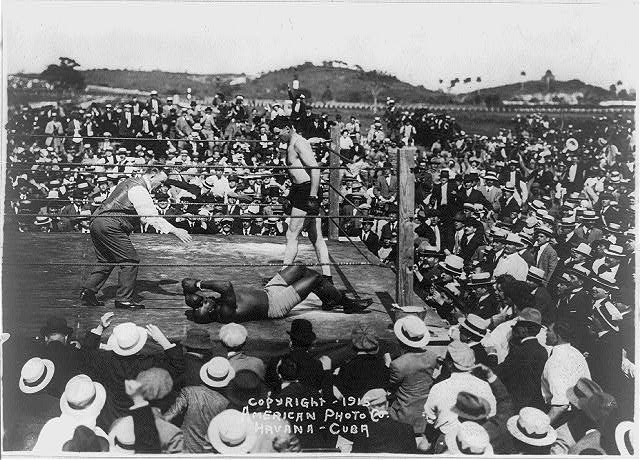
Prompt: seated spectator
<box><xmin>177</xmin><ymin>327</ymin><xmax>213</xmax><ymax>388</ymax></box>
<box><xmin>332</xmin><ymin>324</ymin><xmax>390</xmax><ymax>400</ymax></box>
<box><xmin>506</xmin><ymin>407</ymin><xmax>557</xmax><ymax>455</ymax></box>
<box><xmin>219</xmin><ymin>323</ymin><xmax>265</xmax><ymax>379</ymax></box>
<box><xmin>162</xmin><ymin>357</ymin><xmax>231</xmax><ymax>453</ymax></box>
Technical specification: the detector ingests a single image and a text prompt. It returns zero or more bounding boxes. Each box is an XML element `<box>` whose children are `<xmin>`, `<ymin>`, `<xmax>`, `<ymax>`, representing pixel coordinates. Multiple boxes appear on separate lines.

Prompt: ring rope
<box><xmin>5</xmin><ymin>162</ymin><xmax>354</xmax><ymax>171</ymax></box>
<box><xmin>325</xmin><ymin>215</ymin><xmax>384</xmax><ymax>268</ymax></box>
<box><xmin>8</xmin><ymin>213</ymin><xmax>390</xmax><ymax>220</ymax></box>
<box><xmin>4</xmin><ymin>261</ymin><xmax>387</xmax><ymax>268</ymax></box>
<box><xmin>6</xmin><ymin>133</ymin><xmax>333</xmax><ymax>144</ymax></box>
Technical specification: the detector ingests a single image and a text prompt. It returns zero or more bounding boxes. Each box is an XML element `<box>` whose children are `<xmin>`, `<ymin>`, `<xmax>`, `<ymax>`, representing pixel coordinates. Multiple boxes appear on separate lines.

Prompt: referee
<box><xmin>80</xmin><ymin>168</ymin><xmax>192</xmax><ymax>310</ymax></box>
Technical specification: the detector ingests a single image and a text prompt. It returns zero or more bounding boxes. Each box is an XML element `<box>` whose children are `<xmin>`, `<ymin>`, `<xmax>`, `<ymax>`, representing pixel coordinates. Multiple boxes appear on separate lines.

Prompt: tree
<box><xmin>358</xmin><ymin>70</ymin><xmax>391</xmax><ymax>113</ymax></box>
<box><xmin>541</xmin><ymin>70</ymin><xmax>555</xmax><ymax>93</ymax></box>
<box><xmin>40</xmin><ymin>56</ymin><xmax>85</xmax><ymax>91</ymax></box>
<box><xmin>520</xmin><ymin>71</ymin><xmax>526</xmax><ymax>91</ymax></box>
<box><xmin>476</xmin><ymin>77</ymin><xmax>482</xmax><ymax>83</ymax></box>
<box><xmin>609</xmin><ymin>84</ymin><xmax>618</xmax><ymax>96</ymax></box>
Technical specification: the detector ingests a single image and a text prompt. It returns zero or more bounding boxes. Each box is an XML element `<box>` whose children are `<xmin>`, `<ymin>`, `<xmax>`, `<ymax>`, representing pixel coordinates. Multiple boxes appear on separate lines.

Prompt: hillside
<box><xmin>235</xmin><ymin>62</ymin><xmax>452</xmax><ymax>104</ymax></box>
<box><xmin>459</xmin><ymin>79</ymin><xmax>615</xmax><ymax>105</ymax></box>
<box><xmin>80</xmin><ymin>63</ymin><xmax>453</xmax><ymax>104</ymax></box>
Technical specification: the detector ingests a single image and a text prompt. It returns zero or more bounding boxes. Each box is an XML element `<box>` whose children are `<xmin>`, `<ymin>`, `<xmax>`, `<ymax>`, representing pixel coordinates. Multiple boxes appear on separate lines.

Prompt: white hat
<box><xmin>19</xmin><ymin>357</ymin><xmax>55</xmax><ymax>394</ymax></box>
<box><xmin>603</xmin><ymin>244</ymin><xmax>625</xmax><ymax>257</ymax></box>
<box><xmin>615</xmin><ymin>420</ymin><xmax>635</xmax><ymax>456</ymax></box>
<box><xmin>445</xmin><ymin>421</ymin><xmax>493</xmax><ymax>455</ymax></box>
<box><xmin>565</xmin><ymin>138</ymin><xmax>579</xmax><ymax>152</ymax></box>
<box><xmin>109</xmin><ymin>415</ymin><xmax>136</xmax><ymax>452</ymax></box>
<box><xmin>571</xmin><ymin>243</ymin><xmax>592</xmax><ymax>258</ymax></box>
<box><xmin>200</xmin><ymin>356</ymin><xmax>235</xmax><ymax>388</ymax></box>
<box><xmin>596</xmin><ymin>300</ymin><xmax>623</xmax><ymax>332</ymax></box>
<box><xmin>527</xmin><ymin>266</ymin><xmax>546</xmax><ymax>283</ymax></box>
<box><xmin>208</xmin><ymin>409</ymin><xmax>257</xmax><ymax>454</ymax></box>
<box><xmin>107</xmin><ymin>323</ymin><xmax>148</xmax><ymax>356</ymax></box>
<box><xmin>393</xmin><ymin>315</ymin><xmax>430</xmax><ymax>348</ymax></box>
<box><xmin>439</xmin><ymin>254</ymin><xmax>464</xmax><ymax>276</ymax></box>
<box><xmin>507</xmin><ymin>407</ymin><xmax>557</xmax><ymax>446</ymax></box>
<box><xmin>219</xmin><ymin>323</ymin><xmax>248</xmax><ymax>348</ymax></box>
<box><xmin>60</xmin><ymin>374</ymin><xmax>107</xmax><ymax>420</ymax></box>
<box><xmin>458</xmin><ymin>314</ymin><xmax>490</xmax><ymax>341</ymax></box>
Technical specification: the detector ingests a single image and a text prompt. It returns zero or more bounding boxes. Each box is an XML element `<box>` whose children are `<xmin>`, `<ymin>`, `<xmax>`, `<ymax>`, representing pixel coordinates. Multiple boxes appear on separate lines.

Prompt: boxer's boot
<box><xmin>341</xmin><ymin>292</ymin><xmax>373</xmax><ymax>314</ymax></box>
<box><xmin>80</xmin><ymin>289</ymin><xmax>104</xmax><ymax>307</ymax></box>
<box><xmin>313</xmin><ymin>275</ymin><xmax>342</xmax><ymax>311</ymax></box>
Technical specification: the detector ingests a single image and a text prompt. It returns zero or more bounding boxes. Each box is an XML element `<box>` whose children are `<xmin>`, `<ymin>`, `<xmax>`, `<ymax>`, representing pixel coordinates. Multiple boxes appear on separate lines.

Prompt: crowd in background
<box><xmin>2</xmin><ymin>89</ymin><xmax>637</xmax><ymax>454</ymax></box>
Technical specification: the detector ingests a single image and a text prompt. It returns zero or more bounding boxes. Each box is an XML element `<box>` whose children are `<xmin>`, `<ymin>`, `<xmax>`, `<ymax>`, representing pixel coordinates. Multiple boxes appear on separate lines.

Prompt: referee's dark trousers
<box><xmin>84</xmin><ymin>216</ymin><xmax>139</xmax><ymax>302</ymax></box>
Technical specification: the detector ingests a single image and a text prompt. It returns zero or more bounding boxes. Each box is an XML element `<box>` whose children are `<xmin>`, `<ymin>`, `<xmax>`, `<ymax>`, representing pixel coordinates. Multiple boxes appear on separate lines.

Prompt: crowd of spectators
<box><xmin>2</xmin><ymin>89</ymin><xmax>637</xmax><ymax>454</ymax></box>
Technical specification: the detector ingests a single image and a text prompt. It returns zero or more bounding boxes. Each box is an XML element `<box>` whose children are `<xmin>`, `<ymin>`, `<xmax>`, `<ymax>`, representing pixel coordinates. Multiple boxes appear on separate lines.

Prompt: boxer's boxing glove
<box><xmin>184</xmin><ymin>293</ymin><xmax>204</xmax><ymax>308</ymax></box>
<box><xmin>182</xmin><ymin>278</ymin><xmax>200</xmax><ymax>295</ymax></box>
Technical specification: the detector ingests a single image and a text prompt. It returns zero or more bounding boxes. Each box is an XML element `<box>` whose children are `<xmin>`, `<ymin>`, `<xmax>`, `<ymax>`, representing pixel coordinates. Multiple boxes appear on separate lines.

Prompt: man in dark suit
<box><xmin>459</xmin><ymin>217</ymin><xmax>485</xmax><ymax>264</ymax></box>
<box><xmin>497</xmin><ymin>184</ymin><xmax>520</xmax><ymax>221</ymax></box>
<box><xmin>264</xmin><ymin>319</ymin><xmax>328</xmax><ymax>395</ymax></box>
<box><xmin>100</xmin><ymin>104</ymin><xmax>118</xmax><ymax>135</ymax></box>
<box><xmin>375</xmin><ymin>167</ymin><xmax>398</xmax><ymax>202</ymax></box>
<box><xmin>534</xmin><ymin>226</ymin><xmax>558</xmax><ymax>285</ymax></box>
<box><xmin>360</xmin><ymin>219</ymin><xmax>380</xmax><ymax>254</ymax></box>
<box><xmin>460</xmin><ymin>174</ymin><xmax>491</xmax><ymax>209</ymax></box>
<box><xmin>57</xmin><ymin>189</ymin><xmax>89</xmax><ymax>232</ymax></box>
<box><xmin>496</xmin><ymin>308</ymin><xmax>548</xmax><ymax>411</ymax></box>
<box><xmin>465</xmin><ymin>272</ymin><xmax>500</xmax><ymax>320</ymax></box>
<box><xmin>223</xmin><ymin>192</ymin><xmax>243</xmax><ymax>234</ymax></box>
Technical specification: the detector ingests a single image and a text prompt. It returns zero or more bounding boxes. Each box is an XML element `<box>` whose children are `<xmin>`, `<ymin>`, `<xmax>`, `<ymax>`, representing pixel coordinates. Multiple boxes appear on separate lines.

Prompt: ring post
<box><xmin>396</xmin><ymin>146</ymin><xmax>416</xmax><ymax>307</ymax></box>
<box><xmin>328</xmin><ymin>126</ymin><xmax>341</xmax><ymax>241</ymax></box>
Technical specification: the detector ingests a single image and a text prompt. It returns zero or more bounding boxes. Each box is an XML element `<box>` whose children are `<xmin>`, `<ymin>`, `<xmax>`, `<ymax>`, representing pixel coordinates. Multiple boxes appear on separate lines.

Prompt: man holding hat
<box><xmin>534</xmin><ymin>225</ymin><xmax>558</xmax><ymax>284</ymax></box>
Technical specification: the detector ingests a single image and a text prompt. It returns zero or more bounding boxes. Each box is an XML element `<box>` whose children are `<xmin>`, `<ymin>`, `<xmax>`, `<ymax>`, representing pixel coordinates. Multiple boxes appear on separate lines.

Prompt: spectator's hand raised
<box><xmin>146</xmin><ymin>324</ymin><xmax>172</xmax><ymax>349</ymax></box>
<box><xmin>100</xmin><ymin>312</ymin><xmax>114</xmax><ymax>329</ymax></box>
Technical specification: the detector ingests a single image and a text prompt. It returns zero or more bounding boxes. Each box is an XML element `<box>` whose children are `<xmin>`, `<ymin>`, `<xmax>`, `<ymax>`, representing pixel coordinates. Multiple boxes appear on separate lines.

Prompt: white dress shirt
<box><xmin>128</xmin><ymin>177</ymin><xmax>176</xmax><ymax>234</ymax></box>
<box><xmin>493</xmin><ymin>252</ymin><xmax>529</xmax><ymax>281</ymax></box>
<box><xmin>541</xmin><ymin>343</ymin><xmax>591</xmax><ymax>406</ymax></box>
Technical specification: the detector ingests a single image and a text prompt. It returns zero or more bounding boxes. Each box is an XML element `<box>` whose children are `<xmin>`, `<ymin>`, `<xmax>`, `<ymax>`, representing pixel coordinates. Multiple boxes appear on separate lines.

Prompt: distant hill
<box><xmin>459</xmin><ymin>79</ymin><xmax>616</xmax><ymax>105</ymax></box>
<box><xmin>78</xmin><ymin>63</ymin><xmax>453</xmax><ymax>104</ymax></box>
<box><xmin>235</xmin><ymin>62</ymin><xmax>452</xmax><ymax>104</ymax></box>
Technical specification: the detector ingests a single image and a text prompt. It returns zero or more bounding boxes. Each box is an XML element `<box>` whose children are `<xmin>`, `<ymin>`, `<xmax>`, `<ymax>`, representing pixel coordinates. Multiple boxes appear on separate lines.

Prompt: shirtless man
<box><xmin>181</xmin><ymin>266</ymin><xmax>372</xmax><ymax>324</ymax></box>
<box><xmin>270</xmin><ymin>118</ymin><xmax>334</xmax><ymax>293</ymax></box>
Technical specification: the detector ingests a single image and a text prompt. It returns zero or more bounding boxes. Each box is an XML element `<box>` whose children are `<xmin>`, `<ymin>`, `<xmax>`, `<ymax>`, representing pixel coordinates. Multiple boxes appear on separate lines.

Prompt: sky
<box><xmin>3</xmin><ymin>0</ymin><xmax>639</xmax><ymax>93</ymax></box>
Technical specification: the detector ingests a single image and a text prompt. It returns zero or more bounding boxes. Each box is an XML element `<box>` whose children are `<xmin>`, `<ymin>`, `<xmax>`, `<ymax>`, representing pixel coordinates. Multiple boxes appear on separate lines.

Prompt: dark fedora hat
<box><xmin>226</xmin><ymin>370</ymin><xmax>269</xmax><ymax>409</ymax></box>
<box><xmin>62</xmin><ymin>425</ymin><xmax>109</xmax><ymax>452</ymax></box>
<box><xmin>40</xmin><ymin>316</ymin><xmax>73</xmax><ymax>337</ymax></box>
<box><xmin>451</xmin><ymin>391</ymin><xmax>492</xmax><ymax>421</ymax></box>
<box><xmin>286</xmin><ymin>319</ymin><xmax>316</xmax><ymax>346</ymax></box>
<box><xmin>182</xmin><ymin>328</ymin><xmax>211</xmax><ymax>351</ymax></box>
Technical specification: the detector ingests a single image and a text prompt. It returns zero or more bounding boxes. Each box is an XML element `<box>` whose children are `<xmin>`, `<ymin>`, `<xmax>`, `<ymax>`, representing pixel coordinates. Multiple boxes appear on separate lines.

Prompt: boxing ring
<box><xmin>3</xmin><ymin>128</ymin><xmax>449</xmax><ymax>355</ymax></box>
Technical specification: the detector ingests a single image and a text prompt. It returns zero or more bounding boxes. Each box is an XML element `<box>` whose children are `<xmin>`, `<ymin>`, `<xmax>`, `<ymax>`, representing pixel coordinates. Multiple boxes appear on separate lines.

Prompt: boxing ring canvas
<box><xmin>2</xmin><ymin>233</ymin><xmax>435</xmax><ymax>349</ymax></box>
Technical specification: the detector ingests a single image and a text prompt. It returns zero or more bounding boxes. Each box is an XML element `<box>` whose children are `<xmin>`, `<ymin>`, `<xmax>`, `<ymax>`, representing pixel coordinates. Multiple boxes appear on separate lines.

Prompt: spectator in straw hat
<box><xmin>219</xmin><ymin>323</ymin><xmax>265</xmax><ymax>379</ymax></box>
<box><xmin>388</xmin><ymin>315</ymin><xmax>438</xmax><ymax>435</ymax></box>
<box><xmin>525</xmin><ymin>266</ymin><xmax>554</xmax><ymax>325</ymax></box>
<box><xmin>493</xmin><ymin>233</ymin><xmax>528</xmax><ymax>281</ymax></box>
<box><xmin>3</xmin><ymin>357</ymin><xmax>61</xmax><ymax>450</ymax></box>
<box><xmin>332</xmin><ymin>324</ymin><xmax>390</xmax><ymax>400</ymax></box>
<box><xmin>455</xmin><ymin>314</ymin><xmax>496</xmax><ymax>369</ymax></box>
<box><xmin>207</xmin><ymin>408</ymin><xmax>257</xmax><ymax>454</ymax></box>
<box><xmin>163</xmin><ymin>356</ymin><xmax>231</xmax><ymax>453</ymax></box>
<box><xmin>465</xmin><ymin>272</ymin><xmax>499</xmax><ymax>319</ymax></box>
<box><xmin>83</xmin><ymin>322</ymin><xmax>184</xmax><ymax>430</ymax></box>
<box><xmin>439</xmin><ymin>421</ymin><xmax>493</xmax><ymax>455</ymax></box>
<box><xmin>33</xmin><ymin>374</ymin><xmax>109</xmax><ymax>452</ymax></box>
<box><xmin>506</xmin><ymin>407</ymin><xmax>557</xmax><ymax>454</ymax></box>
<box><xmin>533</xmin><ymin>225</ymin><xmax>558</xmax><ymax>284</ymax></box>
<box><xmin>424</xmin><ymin>341</ymin><xmax>496</xmax><ymax>439</ymax></box>
<box><xmin>497</xmin><ymin>308</ymin><xmax>548</xmax><ymax>411</ymax></box>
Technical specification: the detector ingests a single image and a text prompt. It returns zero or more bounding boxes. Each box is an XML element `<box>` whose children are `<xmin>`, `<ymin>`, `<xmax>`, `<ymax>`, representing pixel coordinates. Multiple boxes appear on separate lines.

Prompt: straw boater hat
<box><xmin>447</xmin><ymin>341</ymin><xmax>476</xmax><ymax>371</ymax></box>
<box><xmin>507</xmin><ymin>407</ymin><xmax>557</xmax><ymax>446</ymax></box>
<box><xmin>503</xmin><ymin>233</ymin><xmax>526</xmax><ymax>249</ymax></box>
<box><xmin>501</xmin><ymin>182</ymin><xmax>516</xmax><ymax>193</ymax></box>
<box><xmin>439</xmin><ymin>254</ymin><xmax>464</xmax><ymax>277</ymax></box>
<box><xmin>19</xmin><ymin>357</ymin><xmax>55</xmax><ymax>394</ymax></box>
<box><xmin>445</xmin><ymin>421</ymin><xmax>493</xmax><ymax>455</ymax></box>
<box><xmin>107</xmin><ymin>323</ymin><xmax>148</xmax><ymax>356</ymax></box>
<box><xmin>60</xmin><ymin>375</ymin><xmax>107</xmax><ymax>420</ymax></box>
<box><xmin>534</xmin><ymin>225</ymin><xmax>554</xmax><ymax>237</ymax></box>
<box><xmin>200</xmin><ymin>356</ymin><xmax>235</xmax><ymax>388</ymax></box>
<box><xmin>393</xmin><ymin>315</ymin><xmax>430</xmax><ymax>348</ymax></box>
<box><xmin>208</xmin><ymin>409</ymin><xmax>257</xmax><ymax>454</ymax></box>
<box><xmin>527</xmin><ymin>267</ymin><xmax>546</xmax><ymax>284</ymax></box>
<box><xmin>590</xmin><ymin>271</ymin><xmax>619</xmax><ymax>291</ymax></box>
<box><xmin>466</xmin><ymin>272</ymin><xmax>494</xmax><ymax>288</ymax></box>
<box><xmin>458</xmin><ymin>314</ymin><xmax>490</xmax><ymax>342</ymax></box>
<box><xmin>571</xmin><ymin>243</ymin><xmax>592</xmax><ymax>258</ymax></box>
<box><xmin>580</xmin><ymin>210</ymin><xmax>598</xmax><ymax>222</ymax></box>
<box><xmin>603</xmin><ymin>244</ymin><xmax>625</xmax><ymax>258</ymax></box>
<box><xmin>559</xmin><ymin>216</ymin><xmax>576</xmax><ymax>228</ymax></box>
